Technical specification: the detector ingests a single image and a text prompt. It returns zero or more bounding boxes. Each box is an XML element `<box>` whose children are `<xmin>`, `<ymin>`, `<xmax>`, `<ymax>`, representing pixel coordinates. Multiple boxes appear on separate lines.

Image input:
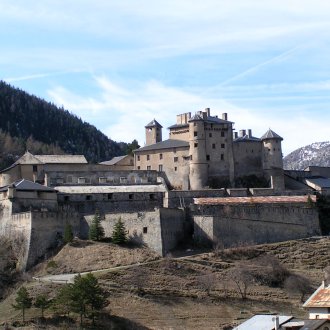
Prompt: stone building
<box><xmin>134</xmin><ymin>108</ymin><xmax>284</xmax><ymax>190</ymax></box>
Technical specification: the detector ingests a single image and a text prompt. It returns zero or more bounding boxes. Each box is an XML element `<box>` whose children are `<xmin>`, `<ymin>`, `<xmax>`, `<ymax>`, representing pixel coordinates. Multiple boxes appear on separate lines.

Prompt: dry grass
<box><xmin>0</xmin><ymin>237</ymin><xmax>329</xmax><ymax>329</ymax></box>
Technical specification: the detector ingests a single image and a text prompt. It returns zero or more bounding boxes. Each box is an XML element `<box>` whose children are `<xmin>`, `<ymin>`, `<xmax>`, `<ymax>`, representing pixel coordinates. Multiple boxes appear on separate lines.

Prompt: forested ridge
<box><xmin>0</xmin><ymin>81</ymin><xmax>127</xmax><ymax>170</ymax></box>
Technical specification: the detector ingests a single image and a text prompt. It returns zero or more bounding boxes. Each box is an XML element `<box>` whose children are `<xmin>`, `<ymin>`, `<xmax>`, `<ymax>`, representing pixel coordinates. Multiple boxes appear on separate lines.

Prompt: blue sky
<box><xmin>1</xmin><ymin>0</ymin><xmax>330</xmax><ymax>156</ymax></box>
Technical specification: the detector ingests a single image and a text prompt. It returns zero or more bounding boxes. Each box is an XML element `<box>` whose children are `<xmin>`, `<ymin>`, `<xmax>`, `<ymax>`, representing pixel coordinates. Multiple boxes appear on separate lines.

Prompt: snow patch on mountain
<box><xmin>283</xmin><ymin>141</ymin><xmax>330</xmax><ymax>170</ymax></box>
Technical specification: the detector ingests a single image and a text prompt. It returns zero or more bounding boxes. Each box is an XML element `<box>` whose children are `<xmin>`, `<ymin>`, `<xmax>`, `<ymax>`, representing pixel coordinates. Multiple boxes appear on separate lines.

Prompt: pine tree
<box><xmin>63</xmin><ymin>223</ymin><xmax>73</xmax><ymax>244</ymax></box>
<box><xmin>112</xmin><ymin>217</ymin><xmax>127</xmax><ymax>245</ymax></box>
<box><xmin>89</xmin><ymin>211</ymin><xmax>105</xmax><ymax>241</ymax></box>
<box><xmin>12</xmin><ymin>287</ymin><xmax>32</xmax><ymax>322</ymax></box>
<box><xmin>34</xmin><ymin>294</ymin><xmax>51</xmax><ymax>318</ymax></box>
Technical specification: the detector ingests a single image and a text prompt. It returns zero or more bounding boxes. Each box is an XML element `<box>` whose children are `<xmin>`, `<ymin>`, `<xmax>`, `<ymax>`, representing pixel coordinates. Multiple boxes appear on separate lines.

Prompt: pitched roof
<box><xmin>99</xmin><ymin>155</ymin><xmax>128</xmax><ymax>166</ymax></box>
<box><xmin>234</xmin><ymin>135</ymin><xmax>261</xmax><ymax>142</ymax></box>
<box><xmin>145</xmin><ymin>119</ymin><xmax>163</xmax><ymax>128</ymax></box>
<box><xmin>282</xmin><ymin>319</ymin><xmax>329</xmax><ymax>330</ymax></box>
<box><xmin>233</xmin><ymin>315</ymin><xmax>293</xmax><ymax>330</ymax></box>
<box><xmin>261</xmin><ymin>129</ymin><xmax>283</xmax><ymax>141</ymax></box>
<box><xmin>135</xmin><ymin>139</ymin><xmax>189</xmax><ymax>152</ymax></box>
<box><xmin>33</xmin><ymin>155</ymin><xmax>88</xmax><ymax>164</ymax></box>
<box><xmin>194</xmin><ymin>195</ymin><xmax>316</xmax><ymax>205</ymax></box>
<box><xmin>168</xmin><ymin>114</ymin><xmax>233</xmax><ymax>129</ymax></box>
<box><xmin>303</xmin><ymin>283</ymin><xmax>330</xmax><ymax>308</ymax></box>
<box><xmin>15</xmin><ymin>151</ymin><xmax>88</xmax><ymax>164</ymax></box>
<box><xmin>0</xmin><ymin>179</ymin><xmax>55</xmax><ymax>192</ymax></box>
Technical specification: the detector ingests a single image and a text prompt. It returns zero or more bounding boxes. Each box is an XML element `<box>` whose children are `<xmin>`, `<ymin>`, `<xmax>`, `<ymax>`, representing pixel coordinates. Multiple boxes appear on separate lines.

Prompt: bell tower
<box><xmin>145</xmin><ymin>119</ymin><xmax>162</xmax><ymax>146</ymax></box>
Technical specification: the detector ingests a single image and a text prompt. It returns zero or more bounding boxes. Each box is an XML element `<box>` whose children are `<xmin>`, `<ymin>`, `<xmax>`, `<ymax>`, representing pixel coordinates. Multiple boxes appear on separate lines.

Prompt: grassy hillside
<box><xmin>0</xmin><ymin>237</ymin><xmax>329</xmax><ymax>329</ymax></box>
<box><xmin>0</xmin><ymin>81</ymin><xmax>127</xmax><ymax>169</ymax></box>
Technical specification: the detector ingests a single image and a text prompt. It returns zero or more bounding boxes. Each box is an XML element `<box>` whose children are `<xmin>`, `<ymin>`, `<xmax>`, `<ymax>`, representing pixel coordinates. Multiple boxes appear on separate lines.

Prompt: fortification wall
<box><xmin>59</xmin><ymin>191</ymin><xmax>164</xmax><ymax>215</ymax></box>
<box><xmin>165</xmin><ymin>189</ymin><xmax>225</xmax><ymax>208</ymax></box>
<box><xmin>194</xmin><ymin>203</ymin><xmax>320</xmax><ymax>247</ymax></box>
<box><xmin>83</xmin><ymin>208</ymin><xmax>184</xmax><ymax>256</ymax></box>
<box><xmin>9</xmin><ymin>211</ymin><xmax>80</xmax><ymax>270</ymax></box>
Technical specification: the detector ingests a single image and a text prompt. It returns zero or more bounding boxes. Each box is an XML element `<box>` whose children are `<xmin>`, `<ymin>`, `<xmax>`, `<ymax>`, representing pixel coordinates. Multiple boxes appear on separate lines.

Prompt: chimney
<box><xmin>222</xmin><ymin>113</ymin><xmax>228</xmax><ymax>121</ymax></box>
<box><xmin>234</xmin><ymin>132</ymin><xmax>238</xmax><ymax>139</ymax></box>
<box><xmin>239</xmin><ymin>129</ymin><xmax>246</xmax><ymax>137</ymax></box>
<box><xmin>248</xmin><ymin>129</ymin><xmax>252</xmax><ymax>138</ymax></box>
<box><xmin>205</xmin><ymin>108</ymin><xmax>210</xmax><ymax>117</ymax></box>
<box><xmin>273</xmin><ymin>316</ymin><xmax>280</xmax><ymax>330</ymax></box>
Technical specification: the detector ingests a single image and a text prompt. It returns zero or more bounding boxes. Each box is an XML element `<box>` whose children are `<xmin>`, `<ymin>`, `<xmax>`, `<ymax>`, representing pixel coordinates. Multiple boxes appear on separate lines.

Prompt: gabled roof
<box><xmin>14</xmin><ymin>151</ymin><xmax>88</xmax><ymax>165</ymax></box>
<box><xmin>145</xmin><ymin>119</ymin><xmax>163</xmax><ymax>128</ymax></box>
<box><xmin>233</xmin><ymin>315</ymin><xmax>293</xmax><ymax>330</ymax></box>
<box><xmin>0</xmin><ymin>179</ymin><xmax>55</xmax><ymax>192</ymax></box>
<box><xmin>134</xmin><ymin>139</ymin><xmax>189</xmax><ymax>153</ymax></box>
<box><xmin>234</xmin><ymin>135</ymin><xmax>261</xmax><ymax>142</ymax></box>
<box><xmin>261</xmin><ymin>129</ymin><xmax>283</xmax><ymax>141</ymax></box>
<box><xmin>303</xmin><ymin>282</ymin><xmax>330</xmax><ymax>308</ymax></box>
<box><xmin>99</xmin><ymin>155</ymin><xmax>130</xmax><ymax>166</ymax></box>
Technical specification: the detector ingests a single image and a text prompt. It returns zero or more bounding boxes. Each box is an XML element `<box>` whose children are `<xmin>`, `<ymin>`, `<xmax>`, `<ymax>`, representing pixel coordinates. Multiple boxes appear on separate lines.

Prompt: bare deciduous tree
<box><xmin>197</xmin><ymin>272</ymin><xmax>216</xmax><ymax>296</ymax></box>
<box><xmin>229</xmin><ymin>264</ymin><xmax>254</xmax><ymax>299</ymax></box>
<box><xmin>284</xmin><ymin>274</ymin><xmax>313</xmax><ymax>302</ymax></box>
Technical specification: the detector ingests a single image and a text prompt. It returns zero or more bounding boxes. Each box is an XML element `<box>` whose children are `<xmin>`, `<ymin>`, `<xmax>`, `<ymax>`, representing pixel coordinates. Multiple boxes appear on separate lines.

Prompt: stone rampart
<box><xmin>194</xmin><ymin>203</ymin><xmax>320</xmax><ymax>247</ymax></box>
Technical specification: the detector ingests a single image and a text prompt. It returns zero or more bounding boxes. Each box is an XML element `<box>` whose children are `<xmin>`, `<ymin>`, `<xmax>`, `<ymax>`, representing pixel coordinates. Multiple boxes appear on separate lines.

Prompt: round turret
<box><xmin>188</xmin><ymin>114</ymin><xmax>208</xmax><ymax>190</ymax></box>
<box><xmin>261</xmin><ymin>129</ymin><xmax>284</xmax><ymax>190</ymax></box>
<box><xmin>261</xmin><ymin>129</ymin><xmax>283</xmax><ymax>170</ymax></box>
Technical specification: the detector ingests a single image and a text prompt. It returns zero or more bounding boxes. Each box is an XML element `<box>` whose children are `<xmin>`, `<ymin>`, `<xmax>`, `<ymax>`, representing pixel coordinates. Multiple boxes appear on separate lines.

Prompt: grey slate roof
<box><xmin>145</xmin><ymin>119</ymin><xmax>163</xmax><ymax>128</ymax></box>
<box><xmin>282</xmin><ymin>319</ymin><xmax>329</xmax><ymax>330</ymax></box>
<box><xmin>0</xmin><ymin>179</ymin><xmax>55</xmax><ymax>192</ymax></box>
<box><xmin>261</xmin><ymin>129</ymin><xmax>283</xmax><ymax>141</ymax></box>
<box><xmin>99</xmin><ymin>155</ymin><xmax>127</xmax><ymax>166</ymax></box>
<box><xmin>135</xmin><ymin>139</ymin><xmax>189</xmax><ymax>152</ymax></box>
<box><xmin>234</xmin><ymin>135</ymin><xmax>261</xmax><ymax>142</ymax></box>
<box><xmin>233</xmin><ymin>315</ymin><xmax>293</xmax><ymax>330</ymax></box>
<box><xmin>305</xmin><ymin>177</ymin><xmax>330</xmax><ymax>189</ymax></box>
<box><xmin>33</xmin><ymin>155</ymin><xmax>88</xmax><ymax>164</ymax></box>
<box><xmin>168</xmin><ymin>114</ymin><xmax>233</xmax><ymax>129</ymax></box>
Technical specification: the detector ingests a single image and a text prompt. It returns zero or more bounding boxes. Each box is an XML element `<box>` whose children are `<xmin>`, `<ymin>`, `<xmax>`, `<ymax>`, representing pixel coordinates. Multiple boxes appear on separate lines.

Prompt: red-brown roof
<box><xmin>304</xmin><ymin>284</ymin><xmax>330</xmax><ymax>308</ymax></box>
<box><xmin>194</xmin><ymin>195</ymin><xmax>316</xmax><ymax>205</ymax></box>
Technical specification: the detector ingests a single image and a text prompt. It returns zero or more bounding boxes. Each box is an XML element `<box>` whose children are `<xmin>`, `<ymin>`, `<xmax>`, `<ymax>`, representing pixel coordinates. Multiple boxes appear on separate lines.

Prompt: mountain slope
<box><xmin>0</xmin><ymin>81</ymin><xmax>127</xmax><ymax>168</ymax></box>
<box><xmin>284</xmin><ymin>141</ymin><xmax>330</xmax><ymax>170</ymax></box>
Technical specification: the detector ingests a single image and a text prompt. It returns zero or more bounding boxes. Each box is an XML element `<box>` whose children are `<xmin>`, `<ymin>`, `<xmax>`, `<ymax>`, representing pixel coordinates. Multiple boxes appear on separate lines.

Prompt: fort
<box><xmin>0</xmin><ymin>108</ymin><xmax>327</xmax><ymax>270</ymax></box>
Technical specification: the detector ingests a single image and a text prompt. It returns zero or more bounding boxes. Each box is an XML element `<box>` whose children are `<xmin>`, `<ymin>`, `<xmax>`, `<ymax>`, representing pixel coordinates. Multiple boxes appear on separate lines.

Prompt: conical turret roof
<box><xmin>145</xmin><ymin>119</ymin><xmax>163</xmax><ymax>128</ymax></box>
<box><xmin>261</xmin><ymin>129</ymin><xmax>283</xmax><ymax>141</ymax></box>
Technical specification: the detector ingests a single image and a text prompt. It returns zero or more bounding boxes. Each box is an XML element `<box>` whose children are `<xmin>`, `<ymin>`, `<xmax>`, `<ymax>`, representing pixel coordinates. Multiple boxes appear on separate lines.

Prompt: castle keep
<box><xmin>134</xmin><ymin>108</ymin><xmax>284</xmax><ymax>190</ymax></box>
<box><xmin>0</xmin><ymin>108</ymin><xmax>325</xmax><ymax>271</ymax></box>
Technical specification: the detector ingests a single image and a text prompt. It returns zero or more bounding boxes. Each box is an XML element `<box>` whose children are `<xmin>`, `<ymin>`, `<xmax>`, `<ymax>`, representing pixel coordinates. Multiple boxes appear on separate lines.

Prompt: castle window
<box><xmin>159</xmin><ymin>164</ymin><xmax>163</xmax><ymax>171</ymax></box>
<box><xmin>78</xmin><ymin>177</ymin><xmax>86</xmax><ymax>184</ymax></box>
<box><xmin>194</xmin><ymin>122</ymin><xmax>197</xmax><ymax>126</ymax></box>
<box><xmin>64</xmin><ymin>195</ymin><xmax>69</xmax><ymax>202</ymax></box>
<box><xmin>221</xmin><ymin>154</ymin><xmax>224</xmax><ymax>160</ymax></box>
<box><xmin>174</xmin><ymin>167</ymin><xmax>177</xmax><ymax>171</ymax></box>
<box><xmin>120</xmin><ymin>177</ymin><xmax>127</xmax><ymax>184</ymax></box>
<box><xmin>212</xmin><ymin>143</ymin><xmax>216</xmax><ymax>149</ymax></box>
<box><xmin>194</xmin><ymin>143</ymin><xmax>198</xmax><ymax>148</ymax></box>
<box><xmin>108</xmin><ymin>193</ymin><xmax>113</xmax><ymax>200</ymax></box>
<box><xmin>190</xmin><ymin>155</ymin><xmax>192</xmax><ymax>160</ymax></box>
<box><xmin>160</xmin><ymin>153</ymin><xmax>163</xmax><ymax>160</ymax></box>
<box><xmin>147</xmin><ymin>166</ymin><xmax>151</xmax><ymax>170</ymax></box>
<box><xmin>147</xmin><ymin>155</ymin><xmax>150</xmax><ymax>161</ymax></box>
<box><xmin>86</xmin><ymin>195</ymin><xmax>92</xmax><ymax>201</ymax></box>
<box><xmin>99</xmin><ymin>177</ymin><xmax>107</xmax><ymax>184</ymax></box>
<box><xmin>209</xmin><ymin>133</ymin><xmax>212</xmax><ymax>137</ymax></box>
<box><xmin>221</xmin><ymin>131</ymin><xmax>225</xmax><ymax>137</ymax></box>
<box><xmin>129</xmin><ymin>194</ymin><xmax>134</xmax><ymax>200</ymax></box>
<box><xmin>143</xmin><ymin>227</ymin><xmax>148</xmax><ymax>234</ymax></box>
<box><xmin>33</xmin><ymin>165</ymin><xmax>37</xmax><ymax>172</ymax></box>
<box><xmin>67</xmin><ymin>175</ymin><xmax>73</xmax><ymax>183</ymax></box>
<box><xmin>174</xmin><ymin>157</ymin><xmax>178</xmax><ymax>162</ymax></box>
<box><xmin>194</xmin><ymin>131</ymin><xmax>198</xmax><ymax>137</ymax></box>
<box><xmin>149</xmin><ymin>193</ymin><xmax>155</xmax><ymax>200</ymax></box>
<box><xmin>137</xmin><ymin>166</ymin><xmax>140</xmax><ymax>170</ymax></box>
<box><xmin>221</xmin><ymin>143</ymin><xmax>225</xmax><ymax>149</ymax></box>
<box><xmin>206</xmin><ymin>155</ymin><xmax>210</xmax><ymax>161</ymax></box>
<box><xmin>57</xmin><ymin>178</ymin><xmax>64</xmax><ymax>184</ymax></box>
<box><xmin>137</xmin><ymin>155</ymin><xmax>140</xmax><ymax>161</ymax></box>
